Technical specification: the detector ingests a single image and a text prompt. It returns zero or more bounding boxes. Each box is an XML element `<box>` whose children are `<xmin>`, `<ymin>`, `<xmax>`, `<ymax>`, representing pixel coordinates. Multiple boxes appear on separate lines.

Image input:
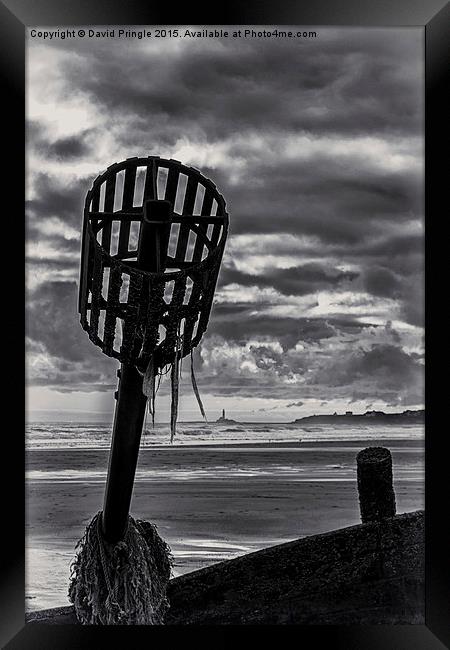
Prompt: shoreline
<box><xmin>26</xmin><ymin>437</ymin><xmax>424</xmax><ymax>451</ymax></box>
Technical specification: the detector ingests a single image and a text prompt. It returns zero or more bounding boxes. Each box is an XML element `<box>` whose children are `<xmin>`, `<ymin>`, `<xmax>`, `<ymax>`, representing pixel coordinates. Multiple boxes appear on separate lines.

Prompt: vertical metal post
<box><xmin>102</xmin><ymin>200</ymin><xmax>172</xmax><ymax>543</ymax></box>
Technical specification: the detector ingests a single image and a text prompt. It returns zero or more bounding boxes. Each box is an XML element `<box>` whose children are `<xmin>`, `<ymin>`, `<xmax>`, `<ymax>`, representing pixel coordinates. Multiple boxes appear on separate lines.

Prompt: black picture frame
<box><xmin>2</xmin><ymin>0</ymin><xmax>448</xmax><ymax>647</ymax></box>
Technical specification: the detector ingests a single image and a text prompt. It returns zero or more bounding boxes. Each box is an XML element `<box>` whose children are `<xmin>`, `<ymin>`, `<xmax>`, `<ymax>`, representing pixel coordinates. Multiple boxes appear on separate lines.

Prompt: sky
<box><xmin>25</xmin><ymin>26</ymin><xmax>424</xmax><ymax>422</ymax></box>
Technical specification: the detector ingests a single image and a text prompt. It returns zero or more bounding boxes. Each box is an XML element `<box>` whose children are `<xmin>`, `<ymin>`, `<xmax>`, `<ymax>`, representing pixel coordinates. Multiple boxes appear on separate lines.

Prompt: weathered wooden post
<box><xmin>70</xmin><ymin>156</ymin><xmax>229</xmax><ymax>624</ymax></box>
<box><xmin>356</xmin><ymin>447</ymin><xmax>396</xmax><ymax>523</ymax></box>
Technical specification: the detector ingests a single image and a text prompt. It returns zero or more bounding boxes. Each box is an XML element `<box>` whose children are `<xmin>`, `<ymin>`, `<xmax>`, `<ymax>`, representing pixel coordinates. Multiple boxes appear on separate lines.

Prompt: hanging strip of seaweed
<box><xmin>151</xmin><ymin>372</ymin><xmax>156</xmax><ymax>428</ymax></box>
<box><xmin>170</xmin><ymin>328</ymin><xmax>183</xmax><ymax>443</ymax></box>
<box><xmin>142</xmin><ymin>354</ymin><xmax>156</xmax><ymax>425</ymax></box>
<box><xmin>190</xmin><ymin>349</ymin><xmax>207</xmax><ymax>422</ymax></box>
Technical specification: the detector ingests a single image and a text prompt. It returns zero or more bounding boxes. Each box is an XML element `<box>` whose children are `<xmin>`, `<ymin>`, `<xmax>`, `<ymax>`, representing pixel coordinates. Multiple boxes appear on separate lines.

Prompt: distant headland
<box><xmin>293</xmin><ymin>409</ymin><xmax>424</xmax><ymax>425</ymax></box>
<box><xmin>215</xmin><ymin>409</ymin><xmax>238</xmax><ymax>424</ymax></box>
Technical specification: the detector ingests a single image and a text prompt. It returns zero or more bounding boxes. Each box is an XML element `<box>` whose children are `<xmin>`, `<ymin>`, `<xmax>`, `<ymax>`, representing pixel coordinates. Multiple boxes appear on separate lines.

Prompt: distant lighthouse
<box><xmin>215</xmin><ymin>408</ymin><xmax>237</xmax><ymax>424</ymax></box>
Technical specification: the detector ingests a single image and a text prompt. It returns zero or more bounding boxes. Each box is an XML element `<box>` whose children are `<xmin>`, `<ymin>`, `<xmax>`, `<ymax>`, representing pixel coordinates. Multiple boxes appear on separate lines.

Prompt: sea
<box><xmin>25</xmin><ymin>419</ymin><xmax>425</xmax><ymax>449</ymax></box>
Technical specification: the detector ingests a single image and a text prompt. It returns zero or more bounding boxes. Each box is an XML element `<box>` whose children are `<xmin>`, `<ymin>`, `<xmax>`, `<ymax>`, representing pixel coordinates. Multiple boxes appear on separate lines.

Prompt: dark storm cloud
<box><xmin>351</xmin><ymin>233</ymin><xmax>423</xmax><ymax>262</ymax></box>
<box><xmin>208</xmin><ymin>304</ymin><xmax>368</xmax><ymax>351</ymax></box>
<box><xmin>26</xmin><ymin>281</ymin><xmax>117</xmax><ymax>390</ymax></box>
<box><xmin>27</xmin><ymin>281</ymin><xmax>93</xmax><ymax>362</ymax></box>
<box><xmin>56</xmin><ymin>29</ymin><xmax>422</xmax><ymax>142</ymax></box>
<box><xmin>208</xmin><ymin>309</ymin><xmax>307</xmax><ymax>350</ymax></box>
<box><xmin>27</xmin><ymin>172</ymin><xmax>87</xmax><ymax>227</ymax></box>
<box><xmin>205</xmin><ymin>156</ymin><xmax>422</xmax><ymax>244</ymax></box>
<box><xmin>50</xmin><ymin>135</ymin><xmax>92</xmax><ymax>159</ymax></box>
<box><xmin>311</xmin><ymin>343</ymin><xmax>422</xmax><ymax>390</ymax></box>
<box><xmin>346</xmin><ymin>345</ymin><xmax>422</xmax><ymax>388</ymax></box>
<box><xmin>26</xmin><ymin>281</ymin><xmax>117</xmax><ymax>391</ymax></box>
<box><xmin>27</xmin><ymin>120</ymin><xmax>93</xmax><ymax>160</ymax></box>
<box><xmin>219</xmin><ymin>262</ymin><xmax>358</xmax><ymax>296</ymax></box>
<box><xmin>363</xmin><ymin>266</ymin><xmax>402</xmax><ymax>299</ymax></box>
<box><xmin>399</xmin><ymin>277</ymin><xmax>424</xmax><ymax>327</ymax></box>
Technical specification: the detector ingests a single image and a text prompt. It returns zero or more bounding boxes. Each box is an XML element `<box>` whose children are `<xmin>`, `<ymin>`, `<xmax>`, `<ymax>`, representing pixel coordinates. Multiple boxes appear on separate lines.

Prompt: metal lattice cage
<box><xmin>78</xmin><ymin>156</ymin><xmax>229</xmax><ymax>371</ymax></box>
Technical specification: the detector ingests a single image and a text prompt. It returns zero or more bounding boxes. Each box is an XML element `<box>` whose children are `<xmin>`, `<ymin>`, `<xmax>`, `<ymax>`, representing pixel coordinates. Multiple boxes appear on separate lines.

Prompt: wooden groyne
<box><xmin>26</xmin><ymin>447</ymin><xmax>424</xmax><ymax>625</ymax></box>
